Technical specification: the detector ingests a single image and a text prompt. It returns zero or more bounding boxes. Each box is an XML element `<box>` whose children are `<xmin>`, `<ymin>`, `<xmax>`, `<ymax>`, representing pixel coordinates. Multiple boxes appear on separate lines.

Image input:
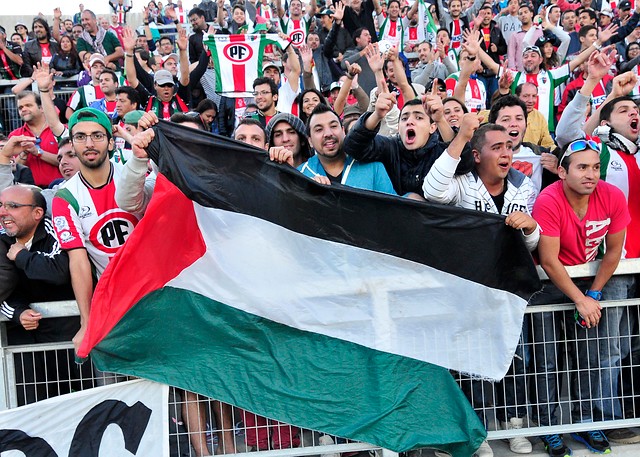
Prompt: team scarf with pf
<box><xmin>204</xmin><ymin>34</ymin><xmax>291</xmax><ymax>97</ymax></box>
<box><xmin>145</xmin><ymin>95</ymin><xmax>189</xmax><ymax>120</ymax></box>
<box><xmin>378</xmin><ymin>14</ymin><xmax>404</xmax><ymax>47</ymax></box>
<box><xmin>416</xmin><ymin>0</ymin><xmax>438</xmax><ymax>45</ymax></box>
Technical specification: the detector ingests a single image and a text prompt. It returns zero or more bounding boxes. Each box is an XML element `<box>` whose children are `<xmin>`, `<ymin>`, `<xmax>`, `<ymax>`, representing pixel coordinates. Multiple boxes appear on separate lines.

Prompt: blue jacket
<box><xmin>298</xmin><ymin>154</ymin><xmax>397</xmax><ymax>195</ymax></box>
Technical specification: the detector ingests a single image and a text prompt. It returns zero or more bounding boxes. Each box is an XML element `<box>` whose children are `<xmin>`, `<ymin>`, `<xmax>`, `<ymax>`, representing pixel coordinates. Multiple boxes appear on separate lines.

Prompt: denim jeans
<box><xmin>530</xmin><ymin>276</ymin><xmax>635</xmax><ymax>425</ymax></box>
<box><xmin>594</xmin><ymin>275</ymin><xmax>636</xmax><ymax>421</ymax></box>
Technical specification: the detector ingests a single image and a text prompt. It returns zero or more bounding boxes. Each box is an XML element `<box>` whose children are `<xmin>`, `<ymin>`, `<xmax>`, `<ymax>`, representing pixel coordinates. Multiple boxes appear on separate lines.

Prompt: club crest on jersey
<box><xmin>289</xmin><ymin>30</ymin><xmax>305</xmax><ymax>46</ymax></box>
<box><xmin>89</xmin><ymin>210</ymin><xmax>139</xmax><ymax>255</ymax></box>
<box><xmin>223</xmin><ymin>42</ymin><xmax>254</xmax><ymax>63</ymax></box>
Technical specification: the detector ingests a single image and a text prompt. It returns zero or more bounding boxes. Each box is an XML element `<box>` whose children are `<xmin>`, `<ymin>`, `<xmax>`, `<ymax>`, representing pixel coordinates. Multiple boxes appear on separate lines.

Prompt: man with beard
<box><xmin>268</xmin><ymin>103</ymin><xmax>395</xmax><ymax>195</ymax></box>
<box><xmin>489</xmin><ymin>94</ymin><xmax>558</xmax><ymax>193</ymax></box>
<box><xmin>252</xmin><ymin>77</ymin><xmax>279</xmax><ymax>126</ymax></box>
<box><xmin>22</xmin><ymin>18</ymin><xmax>59</xmax><ymax>75</ymax></box>
<box><xmin>89</xmin><ymin>68</ymin><xmax>119</xmax><ymax>118</ymax></box>
<box><xmin>51</xmin><ymin>108</ymin><xmax>142</xmax><ymax>352</ymax></box>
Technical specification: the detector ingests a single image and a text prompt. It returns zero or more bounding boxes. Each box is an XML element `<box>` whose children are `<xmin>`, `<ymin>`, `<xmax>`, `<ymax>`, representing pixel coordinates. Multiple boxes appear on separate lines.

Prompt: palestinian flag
<box><xmin>78</xmin><ymin>122</ymin><xmax>541</xmax><ymax>455</ymax></box>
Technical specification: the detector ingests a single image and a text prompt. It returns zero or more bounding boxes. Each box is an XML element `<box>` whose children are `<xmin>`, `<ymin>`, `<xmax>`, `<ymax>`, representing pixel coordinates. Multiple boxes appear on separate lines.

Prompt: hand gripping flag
<box><xmin>78</xmin><ymin>122</ymin><xmax>541</xmax><ymax>456</ymax></box>
<box><xmin>203</xmin><ymin>33</ymin><xmax>290</xmax><ymax>97</ymax></box>
<box><xmin>417</xmin><ymin>0</ymin><xmax>438</xmax><ymax>45</ymax></box>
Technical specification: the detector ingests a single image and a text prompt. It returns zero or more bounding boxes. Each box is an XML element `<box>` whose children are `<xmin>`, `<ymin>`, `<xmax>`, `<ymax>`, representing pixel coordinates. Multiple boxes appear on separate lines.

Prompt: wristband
<box><xmin>173</xmin><ymin>20</ymin><xmax>179</xmax><ymax>24</ymax></box>
<box><xmin>346</xmin><ymin>73</ymin><xmax>354</xmax><ymax>80</ymax></box>
<box><xmin>39</xmin><ymin>89</ymin><xmax>50</xmax><ymax>93</ymax></box>
<box><xmin>125</xmin><ymin>52</ymin><xmax>134</xmax><ymax>58</ymax></box>
<box><xmin>593</xmin><ymin>41</ymin><xmax>602</xmax><ymax>50</ymax></box>
<box><xmin>585</xmin><ymin>289</ymin><xmax>602</xmax><ymax>301</ymax></box>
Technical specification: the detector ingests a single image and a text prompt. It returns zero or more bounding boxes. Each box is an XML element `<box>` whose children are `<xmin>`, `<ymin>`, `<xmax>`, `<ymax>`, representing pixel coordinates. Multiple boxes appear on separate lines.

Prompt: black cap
<box><xmin>619</xmin><ymin>0</ymin><xmax>632</xmax><ymax>10</ymax></box>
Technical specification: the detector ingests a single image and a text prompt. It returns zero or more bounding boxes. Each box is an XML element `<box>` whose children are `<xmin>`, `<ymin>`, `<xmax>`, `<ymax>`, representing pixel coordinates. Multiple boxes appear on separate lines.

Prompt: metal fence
<box><xmin>0</xmin><ymin>83</ymin><xmax>76</xmax><ymax>136</ymax></box>
<box><xmin>1</xmin><ymin>259</ymin><xmax>640</xmax><ymax>456</ymax></box>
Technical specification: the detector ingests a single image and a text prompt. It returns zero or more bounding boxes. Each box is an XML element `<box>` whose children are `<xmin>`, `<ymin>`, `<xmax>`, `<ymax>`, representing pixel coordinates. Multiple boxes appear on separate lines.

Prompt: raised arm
<box><xmin>334</xmin><ymin>61</ymin><xmax>361</xmax><ymax>115</ymax></box>
<box><xmin>53</xmin><ymin>8</ymin><xmax>63</xmax><ymax>42</ymax></box>
<box><xmin>122</xmin><ymin>27</ymin><xmax>139</xmax><ymax>88</ymax></box>
<box><xmin>177</xmin><ymin>28</ymin><xmax>190</xmax><ymax>86</ymax></box>
<box><xmin>34</xmin><ymin>64</ymin><xmax>66</xmax><ymax>137</ymax></box>
<box><xmin>388</xmin><ymin>46</ymin><xmax>416</xmax><ymax>104</ymax></box>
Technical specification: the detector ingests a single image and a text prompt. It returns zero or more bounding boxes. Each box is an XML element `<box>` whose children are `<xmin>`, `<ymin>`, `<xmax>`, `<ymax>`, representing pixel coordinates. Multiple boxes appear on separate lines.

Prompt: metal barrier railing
<box><xmin>1</xmin><ymin>258</ymin><xmax>640</xmax><ymax>456</ymax></box>
<box><xmin>0</xmin><ymin>88</ymin><xmax>75</xmax><ymax>136</ymax></box>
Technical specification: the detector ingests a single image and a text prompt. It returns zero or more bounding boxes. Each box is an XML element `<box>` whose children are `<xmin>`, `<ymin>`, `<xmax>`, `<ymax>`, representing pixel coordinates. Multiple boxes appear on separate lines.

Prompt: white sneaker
<box><xmin>318</xmin><ymin>435</ymin><xmax>339</xmax><ymax>457</ymax></box>
<box><xmin>500</xmin><ymin>417</ymin><xmax>532</xmax><ymax>454</ymax></box>
<box><xmin>474</xmin><ymin>440</ymin><xmax>493</xmax><ymax>457</ymax></box>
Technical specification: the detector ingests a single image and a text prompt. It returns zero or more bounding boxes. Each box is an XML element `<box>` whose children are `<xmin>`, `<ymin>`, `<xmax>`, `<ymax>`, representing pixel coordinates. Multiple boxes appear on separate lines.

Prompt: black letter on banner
<box><xmin>68</xmin><ymin>400</ymin><xmax>152</xmax><ymax>456</ymax></box>
<box><xmin>0</xmin><ymin>429</ymin><xmax>58</xmax><ymax>456</ymax></box>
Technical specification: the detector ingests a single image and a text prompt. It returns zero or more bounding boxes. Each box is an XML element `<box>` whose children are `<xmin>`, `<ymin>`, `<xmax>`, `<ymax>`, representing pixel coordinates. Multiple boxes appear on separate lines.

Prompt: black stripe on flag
<box><xmin>146</xmin><ymin>121</ymin><xmax>541</xmax><ymax>299</ymax></box>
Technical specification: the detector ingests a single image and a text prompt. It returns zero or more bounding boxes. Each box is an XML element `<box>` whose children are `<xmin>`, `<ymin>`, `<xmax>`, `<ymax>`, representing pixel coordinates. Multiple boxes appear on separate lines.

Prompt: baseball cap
<box><xmin>14</xmin><ymin>22</ymin><xmax>27</xmax><ymax>31</ymax></box>
<box><xmin>123</xmin><ymin>110</ymin><xmax>146</xmax><ymax>126</ymax></box>
<box><xmin>619</xmin><ymin>0</ymin><xmax>632</xmax><ymax>10</ymax></box>
<box><xmin>262</xmin><ymin>61</ymin><xmax>280</xmax><ymax>72</ymax></box>
<box><xmin>0</xmin><ymin>26</ymin><xmax>6</xmax><ymax>35</ymax></box>
<box><xmin>154</xmin><ymin>69</ymin><xmax>174</xmax><ymax>85</ymax></box>
<box><xmin>329</xmin><ymin>81</ymin><xmax>342</xmax><ymax>91</ymax></box>
<box><xmin>317</xmin><ymin>8</ymin><xmax>334</xmax><ymax>16</ymax></box>
<box><xmin>89</xmin><ymin>53</ymin><xmax>106</xmax><ymax>67</ymax></box>
<box><xmin>68</xmin><ymin>107</ymin><xmax>113</xmax><ymax>139</ymax></box>
<box><xmin>161</xmin><ymin>53</ymin><xmax>179</xmax><ymax>65</ymax></box>
<box><xmin>343</xmin><ymin>104</ymin><xmax>362</xmax><ymax>118</ymax></box>
<box><xmin>600</xmin><ymin>9</ymin><xmax>614</xmax><ymax>17</ymax></box>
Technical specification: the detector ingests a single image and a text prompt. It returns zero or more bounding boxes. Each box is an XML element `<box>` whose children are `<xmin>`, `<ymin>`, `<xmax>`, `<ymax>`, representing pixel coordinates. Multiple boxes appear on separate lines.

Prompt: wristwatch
<box><xmin>585</xmin><ymin>289</ymin><xmax>602</xmax><ymax>301</ymax></box>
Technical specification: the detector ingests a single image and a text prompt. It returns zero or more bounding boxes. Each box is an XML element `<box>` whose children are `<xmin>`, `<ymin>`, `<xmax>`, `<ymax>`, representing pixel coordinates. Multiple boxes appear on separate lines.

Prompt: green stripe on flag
<box><xmin>92</xmin><ymin>286</ymin><xmax>486</xmax><ymax>456</ymax></box>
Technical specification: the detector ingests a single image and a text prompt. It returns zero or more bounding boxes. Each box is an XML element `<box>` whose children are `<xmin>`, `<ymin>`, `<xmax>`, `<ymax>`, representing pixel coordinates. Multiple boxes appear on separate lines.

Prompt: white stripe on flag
<box><xmin>166</xmin><ymin>203</ymin><xmax>527</xmax><ymax>380</ymax></box>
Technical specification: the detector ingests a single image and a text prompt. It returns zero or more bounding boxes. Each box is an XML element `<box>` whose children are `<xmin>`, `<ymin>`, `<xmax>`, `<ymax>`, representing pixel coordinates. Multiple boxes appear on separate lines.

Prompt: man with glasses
<box><xmin>51</xmin><ymin>108</ymin><xmax>142</xmax><ymax>353</ymax></box>
<box><xmin>555</xmin><ymin>50</ymin><xmax>640</xmax><ymax>446</ymax></box>
<box><xmin>252</xmin><ymin>77</ymin><xmax>279</xmax><ymax>126</ymax></box>
<box><xmin>530</xmin><ymin>137</ymin><xmax>629</xmax><ymax>456</ymax></box>
<box><xmin>0</xmin><ymin>184</ymin><xmax>88</xmax><ymax>406</ymax></box>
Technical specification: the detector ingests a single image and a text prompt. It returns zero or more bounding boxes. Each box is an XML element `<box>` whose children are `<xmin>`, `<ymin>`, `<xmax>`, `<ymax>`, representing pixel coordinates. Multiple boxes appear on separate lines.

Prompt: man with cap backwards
<box><xmin>473</xmin><ymin>25</ymin><xmax>615</xmax><ymax>135</ymax></box>
<box><xmin>51</xmin><ymin>107</ymin><xmax>143</xmax><ymax>352</ymax></box>
<box><xmin>266</xmin><ymin>113</ymin><xmax>312</xmax><ymax>168</ymax></box>
<box><xmin>66</xmin><ymin>53</ymin><xmax>107</xmax><ymax>120</ymax></box>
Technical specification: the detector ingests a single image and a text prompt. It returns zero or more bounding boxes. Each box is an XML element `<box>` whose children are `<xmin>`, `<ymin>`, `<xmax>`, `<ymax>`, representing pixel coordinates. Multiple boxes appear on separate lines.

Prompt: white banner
<box><xmin>0</xmin><ymin>379</ymin><xmax>168</xmax><ymax>456</ymax></box>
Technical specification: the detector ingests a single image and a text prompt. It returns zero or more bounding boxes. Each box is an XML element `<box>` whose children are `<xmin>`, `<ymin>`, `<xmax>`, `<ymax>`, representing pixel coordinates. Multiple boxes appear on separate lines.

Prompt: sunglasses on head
<box><xmin>559</xmin><ymin>139</ymin><xmax>600</xmax><ymax>164</ymax></box>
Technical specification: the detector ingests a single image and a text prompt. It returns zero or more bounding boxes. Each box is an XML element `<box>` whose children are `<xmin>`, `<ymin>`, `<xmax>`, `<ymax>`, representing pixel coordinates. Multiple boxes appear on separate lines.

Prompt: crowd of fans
<box><xmin>1</xmin><ymin>0</ymin><xmax>640</xmax><ymax>456</ymax></box>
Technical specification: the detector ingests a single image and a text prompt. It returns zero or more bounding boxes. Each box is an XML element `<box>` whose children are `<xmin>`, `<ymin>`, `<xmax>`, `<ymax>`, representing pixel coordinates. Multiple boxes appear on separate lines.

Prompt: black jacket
<box><xmin>478</xmin><ymin>21</ymin><xmax>507</xmax><ymax>77</ymax></box>
<box><xmin>0</xmin><ymin>218</ymin><xmax>74</xmax><ymax>331</ymax></box>
<box><xmin>343</xmin><ymin>112</ymin><xmax>474</xmax><ymax>195</ymax></box>
<box><xmin>23</xmin><ymin>40</ymin><xmax>60</xmax><ymax>77</ymax></box>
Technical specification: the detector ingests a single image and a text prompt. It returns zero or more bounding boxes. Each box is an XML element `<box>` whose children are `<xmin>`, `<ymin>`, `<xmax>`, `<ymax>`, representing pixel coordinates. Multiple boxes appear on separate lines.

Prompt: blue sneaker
<box><xmin>541</xmin><ymin>434</ymin><xmax>572</xmax><ymax>457</ymax></box>
<box><xmin>571</xmin><ymin>430</ymin><xmax>611</xmax><ymax>454</ymax></box>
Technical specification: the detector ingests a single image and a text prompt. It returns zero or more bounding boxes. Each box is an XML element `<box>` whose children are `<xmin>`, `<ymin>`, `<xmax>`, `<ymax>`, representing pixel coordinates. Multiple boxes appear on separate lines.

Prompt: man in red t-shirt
<box><xmin>9</xmin><ymin>92</ymin><xmax>62</xmax><ymax>188</ymax></box>
<box><xmin>530</xmin><ymin>140</ymin><xmax>630</xmax><ymax>456</ymax></box>
<box><xmin>22</xmin><ymin>18</ymin><xmax>59</xmax><ymax>76</ymax></box>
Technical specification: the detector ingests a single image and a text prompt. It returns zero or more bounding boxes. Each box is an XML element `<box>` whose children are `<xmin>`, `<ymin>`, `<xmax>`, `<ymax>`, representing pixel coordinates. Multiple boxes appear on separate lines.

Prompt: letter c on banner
<box><xmin>68</xmin><ymin>400</ymin><xmax>152</xmax><ymax>456</ymax></box>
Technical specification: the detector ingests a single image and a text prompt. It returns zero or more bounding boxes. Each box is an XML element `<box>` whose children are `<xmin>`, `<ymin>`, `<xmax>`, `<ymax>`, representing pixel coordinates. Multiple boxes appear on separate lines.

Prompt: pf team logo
<box><xmin>223</xmin><ymin>42</ymin><xmax>254</xmax><ymax>63</ymax></box>
<box><xmin>289</xmin><ymin>30</ymin><xmax>305</xmax><ymax>46</ymax></box>
<box><xmin>89</xmin><ymin>210</ymin><xmax>139</xmax><ymax>255</ymax></box>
